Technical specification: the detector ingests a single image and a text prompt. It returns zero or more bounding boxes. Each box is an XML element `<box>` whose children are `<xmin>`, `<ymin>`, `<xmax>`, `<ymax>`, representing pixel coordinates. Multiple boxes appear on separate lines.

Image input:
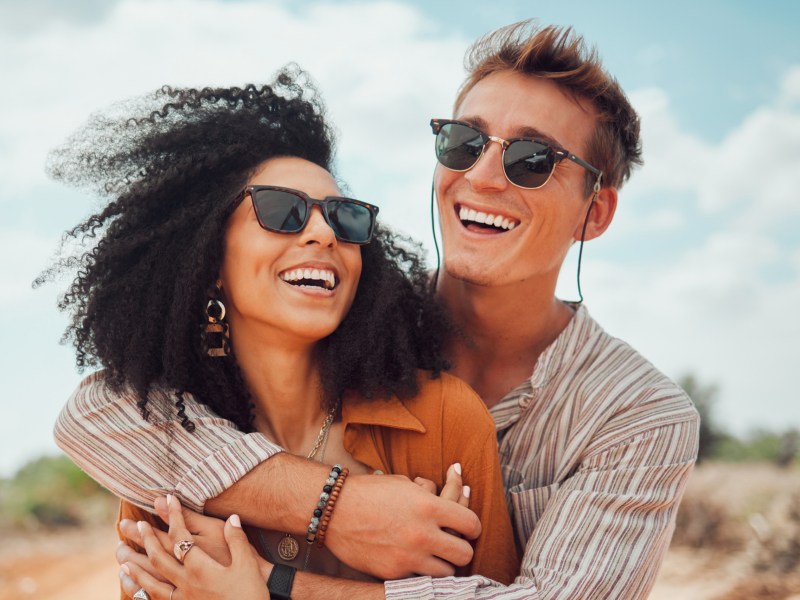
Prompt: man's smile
<box><xmin>455</xmin><ymin>202</ymin><xmax>520</xmax><ymax>234</ymax></box>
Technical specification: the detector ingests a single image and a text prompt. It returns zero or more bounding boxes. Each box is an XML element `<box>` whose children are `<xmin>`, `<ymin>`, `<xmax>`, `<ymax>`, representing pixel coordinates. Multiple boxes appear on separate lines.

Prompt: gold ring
<box><xmin>173</xmin><ymin>540</ymin><xmax>194</xmax><ymax>562</ymax></box>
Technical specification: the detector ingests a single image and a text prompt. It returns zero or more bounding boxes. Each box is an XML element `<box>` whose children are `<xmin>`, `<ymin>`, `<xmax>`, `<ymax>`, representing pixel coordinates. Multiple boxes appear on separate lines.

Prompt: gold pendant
<box><xmin>277</xmin><ymin>534</ymin><xmax>300</xmax><ymax>561</ymax></box>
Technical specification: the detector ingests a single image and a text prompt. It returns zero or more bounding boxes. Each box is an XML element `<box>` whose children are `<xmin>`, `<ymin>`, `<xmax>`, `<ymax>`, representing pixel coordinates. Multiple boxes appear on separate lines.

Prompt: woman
<box><xmin>46</xmin><ymin>68</ymin><xmax>517</xmax><ymax>598</ymax></box>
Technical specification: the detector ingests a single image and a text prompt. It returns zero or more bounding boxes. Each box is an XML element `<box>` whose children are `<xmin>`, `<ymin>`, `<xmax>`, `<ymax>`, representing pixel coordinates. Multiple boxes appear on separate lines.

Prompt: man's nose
<box><xmin>464</xmin><ymin>138</ymin><xmax>508</xmax><ymax>191</ymax></box>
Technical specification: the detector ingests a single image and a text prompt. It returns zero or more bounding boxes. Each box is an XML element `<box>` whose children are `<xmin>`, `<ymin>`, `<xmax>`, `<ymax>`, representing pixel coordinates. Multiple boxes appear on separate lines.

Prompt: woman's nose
<box><xmin>298</xmin><ymin>205</ymin><xmax>337</xmax><ymax>247</ymax></box>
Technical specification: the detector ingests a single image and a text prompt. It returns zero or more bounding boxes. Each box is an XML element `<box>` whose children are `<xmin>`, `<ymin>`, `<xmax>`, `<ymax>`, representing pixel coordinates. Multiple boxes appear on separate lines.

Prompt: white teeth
<box><xmin>280</xmin><ymin>268</ymin><xmax>337</xmax><ymax>290</ymax></box>
<box><xmin>457</xmin><ymin>206</ymin><xmax>519</xmax><ymax>231</ymax></box>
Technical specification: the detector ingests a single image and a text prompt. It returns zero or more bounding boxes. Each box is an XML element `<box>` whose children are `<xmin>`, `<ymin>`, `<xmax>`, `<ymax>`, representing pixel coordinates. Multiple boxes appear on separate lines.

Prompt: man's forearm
<box><xmin>293</xmin><ymin>571</ymin><xmax>384</xmax><ymax>600</ymax></box>
<box><xmin>208</xmin><ymin>457</ymin><xmax>480</xmax><ymax>581</ymax></box>
<box><xmin>205</xmin><ymin>452</ymin><xmax>333</xmax><ymax>533</ymax></box>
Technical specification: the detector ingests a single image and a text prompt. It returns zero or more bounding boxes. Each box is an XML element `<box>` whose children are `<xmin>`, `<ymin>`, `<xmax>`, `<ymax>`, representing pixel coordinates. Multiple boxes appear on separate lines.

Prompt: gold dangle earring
<box><xmin>204</xmin><ymin>289</ymin><xmax>230</xmax><ymax>357</ymax></box>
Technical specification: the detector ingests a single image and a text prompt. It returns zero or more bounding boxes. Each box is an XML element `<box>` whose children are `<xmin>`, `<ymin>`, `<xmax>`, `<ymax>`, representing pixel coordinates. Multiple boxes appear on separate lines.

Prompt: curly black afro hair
<box><xmin>40</xmin><ymin>67</ymin><xmax>450</xmax><ymax>432</ymax></box>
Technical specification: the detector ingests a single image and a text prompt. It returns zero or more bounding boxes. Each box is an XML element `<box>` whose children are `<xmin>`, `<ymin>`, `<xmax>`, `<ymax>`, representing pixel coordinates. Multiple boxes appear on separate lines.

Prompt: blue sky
<box><xmin>1</xmin><ymin>0</ymin><xmax>798</xmax><ymax>476</ymax></box>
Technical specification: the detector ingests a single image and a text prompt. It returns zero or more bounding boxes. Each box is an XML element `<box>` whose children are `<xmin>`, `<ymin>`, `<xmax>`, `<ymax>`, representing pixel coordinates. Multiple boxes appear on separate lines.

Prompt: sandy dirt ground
<box><xmin>0</xmin><ymin>527</ymin><xmax>119</xmax><ymax>600</ymax></box>
<box><xmin>2</xmin><ymin>525</ymin><xmax>787</xmax><ymax>600</ymax></box>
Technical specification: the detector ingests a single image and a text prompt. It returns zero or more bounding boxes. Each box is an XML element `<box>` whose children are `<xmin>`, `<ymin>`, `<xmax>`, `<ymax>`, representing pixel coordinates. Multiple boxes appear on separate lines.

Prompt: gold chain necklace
<box><xmin>275</xmin><ymin>404</ymin><xmax>337</xmax><ymax>564</ymax></box>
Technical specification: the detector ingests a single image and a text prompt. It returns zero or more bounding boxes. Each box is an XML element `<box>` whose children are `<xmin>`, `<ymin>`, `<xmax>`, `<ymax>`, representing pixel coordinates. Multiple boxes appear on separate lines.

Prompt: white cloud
<box><xmin>625</xmin><ymin>74</ymin><xmax>800</xmax><ymax>233</ymax></box>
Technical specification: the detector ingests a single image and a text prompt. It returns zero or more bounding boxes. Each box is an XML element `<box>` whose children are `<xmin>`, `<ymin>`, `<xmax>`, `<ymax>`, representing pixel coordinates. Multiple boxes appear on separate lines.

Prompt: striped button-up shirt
<box><xmin>54</xmin><ymin>305</ymin><xmax>699</xmax><ymax>599</ymax></box>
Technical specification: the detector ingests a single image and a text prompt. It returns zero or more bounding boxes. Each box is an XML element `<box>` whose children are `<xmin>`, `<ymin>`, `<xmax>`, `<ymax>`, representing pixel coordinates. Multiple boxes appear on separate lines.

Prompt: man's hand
<box><xmin>325</xmin><ymin>465</ymin><xmax>481</xmax><ymax>579</ymax></box>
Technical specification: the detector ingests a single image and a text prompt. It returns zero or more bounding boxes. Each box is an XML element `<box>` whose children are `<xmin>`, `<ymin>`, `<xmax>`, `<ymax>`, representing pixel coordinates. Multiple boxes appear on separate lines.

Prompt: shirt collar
<box><xmin>341</xmin><ymin>392</ymin><xmax>427</xmax><ymax>434</ymax></box>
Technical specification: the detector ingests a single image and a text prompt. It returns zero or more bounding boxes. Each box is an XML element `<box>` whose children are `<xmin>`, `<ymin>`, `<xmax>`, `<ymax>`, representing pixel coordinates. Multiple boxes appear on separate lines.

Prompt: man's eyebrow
<box><xmin>458</xmin><ymin>115</ymin><xmax>563</xmax><ymax>148</ymax></box>
<box><xmin>516</xmin><ymin>126</ymin><xmax>563</xmax><ymax>149</ymax></box>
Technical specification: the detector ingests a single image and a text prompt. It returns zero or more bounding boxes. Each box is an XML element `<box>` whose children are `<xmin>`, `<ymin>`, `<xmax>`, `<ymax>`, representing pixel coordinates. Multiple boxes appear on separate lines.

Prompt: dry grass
<box><xmin>655</xmin><ymin>462</ymin><xmax>800</xmax><ymax>599</ymax></box>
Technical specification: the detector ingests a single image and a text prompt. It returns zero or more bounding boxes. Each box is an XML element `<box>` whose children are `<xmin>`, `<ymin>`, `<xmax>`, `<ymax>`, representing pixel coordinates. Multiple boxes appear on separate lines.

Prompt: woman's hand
<box><xmin>118</xmin><ymin>495</ymin><xmax>270</xmax><ymax>600</ymax></box>
<box><xmin>414</xmin><ymin>463</ymin><xmax>471</xmax><ymax>507</ymax></box>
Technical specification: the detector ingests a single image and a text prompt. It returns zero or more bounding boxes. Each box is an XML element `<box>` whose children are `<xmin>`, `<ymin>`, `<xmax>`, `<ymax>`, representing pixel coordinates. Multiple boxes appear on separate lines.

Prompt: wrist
<box><xmin>257</xmin><ymin>555</ymin><xmax>272</xmax><ymax>583</ymax></box>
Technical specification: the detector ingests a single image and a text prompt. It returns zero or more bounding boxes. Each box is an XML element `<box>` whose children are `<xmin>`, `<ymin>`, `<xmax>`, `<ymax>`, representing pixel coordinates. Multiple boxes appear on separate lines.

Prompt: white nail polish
<box><xmin>454</xmin><ymin>463</ymin><xmax>462</xmax><ymax>476</ymax></box>
<box><xmin>463</xmin><ymin>486</ymin><xmax>471</xmax><ymax>499</ymax></box>
<box><xmin>166</xmin><ymin>493</ymin><xmax>173</xmax><ymax>506</ymax></box>
<box><xmin>137</xmin><ymin>521</ymin><xmax>144</xmax><ymax>534</ymax></box>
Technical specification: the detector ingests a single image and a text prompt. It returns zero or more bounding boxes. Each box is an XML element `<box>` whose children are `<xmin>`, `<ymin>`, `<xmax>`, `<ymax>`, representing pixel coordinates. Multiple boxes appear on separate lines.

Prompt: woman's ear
<box><xmin>574</xmin><ymin>186</ymin><xmax>618</xmax><ymax>242</ymax></box>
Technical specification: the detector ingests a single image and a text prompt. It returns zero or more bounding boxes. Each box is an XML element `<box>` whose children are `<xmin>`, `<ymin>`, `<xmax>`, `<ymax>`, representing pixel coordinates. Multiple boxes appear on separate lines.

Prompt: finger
<box><xmin>180</xmin><ymin>505</ymin><xmax>209</xmax><ymax>535</ymax></box>
<box><xmin>117</xmin><ymin>542</ymin><xmax>170</xmax><ymax>584</ymax></box>
<box><xmin>139</xmin><ymin>520</ymin><xmax>185</xmax><ymax>583</ymax></box>
<box><xmin>413</xmin><ymin>477</ymin><xmax>437</xmax><ymax>495</ymax></box>
<box><xmin>428</xmin><ymin>528</ymin><xmax>475</xmax><ymax>567</ymax></box>
<box><xmin>224</xmin><ymin>514</ymin><xmax>256</xmax><ymax>565</ymax></box>
<box><xmin>120</xmin><ymin>519</ymin><xmax>174</xmax><ymax>551</ymax></box>
<box><xmin>436</xmin><ymin>500</ymin><xmax>481</xmax><ymax>541</ymax></box>
<box><xmin>141</xmin><ymin>517</ymin><xmax>222</xmax><ymax>577</ymax></box>
<box><xmin>121</xmin><ymin>561</ymin><xmax>179</xmax><ymax>600</ymax></box>
<box><xmin>458</xmin><ymin>485</ymin><xmax>471</xmax><ymax>508</ymax></box>
<box><xmin>166</xmin><ymin>495</ymin><xmax>193</xmax><ymax>544</ymax></box>
<box><xmin>119</xmin><ymin>568</ymin><xmax>141</xmax><ymax>599</ymax></box>
<box><xmin>414</xmin><ymin>555</ymin><xmax>457</xmax><ymax>578</ymax></box>
<box><xmin>439</xmin><ymin>463</ymin><xmax>463</xmax><ymax>503</ymax></box>
<box><xmin>154</xmin><ymin>496</ymin><xmax>169</xmax><ymax>522</ymax></box>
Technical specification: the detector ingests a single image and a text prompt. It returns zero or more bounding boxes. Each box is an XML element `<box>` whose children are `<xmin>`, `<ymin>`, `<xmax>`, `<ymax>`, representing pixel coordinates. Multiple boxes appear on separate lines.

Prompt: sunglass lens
<box><xmin>435</xmin><ymin>122</ymin><xmax>485</xmax><ymax>170</ymax></box>
<box><xmin>327</xmin><ymin>201</ymin><xmax>374</xmax><ymax>243</ymax></box>
<box><xmin>253</xmin><ymin>189</ymin><xmax>307</xmax><ymax>232</ymax></box>
<box><xmin>503</xmin><ymin>140</ymin><xmax>555</xmax><ymax>189</ymax></box>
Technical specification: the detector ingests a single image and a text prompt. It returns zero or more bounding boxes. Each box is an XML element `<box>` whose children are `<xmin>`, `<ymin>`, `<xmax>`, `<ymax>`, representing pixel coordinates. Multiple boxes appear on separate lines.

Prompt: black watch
<box><xmin>267</xmin><ymin>563</ymin><xmax>297</xmax><ymax>600</ymax></box>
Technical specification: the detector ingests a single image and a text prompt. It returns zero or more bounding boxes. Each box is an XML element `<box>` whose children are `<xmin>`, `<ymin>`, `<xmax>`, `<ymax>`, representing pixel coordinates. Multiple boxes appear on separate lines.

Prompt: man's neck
<box><xmin>437</xmin><ymin>273</ymin><xmax>575</xmax><ymax>408</ymax></box>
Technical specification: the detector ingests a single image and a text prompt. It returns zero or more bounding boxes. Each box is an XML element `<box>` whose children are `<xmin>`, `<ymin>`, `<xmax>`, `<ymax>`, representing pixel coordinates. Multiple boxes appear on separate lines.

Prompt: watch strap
<box><xmin>267</xmin><ymin>563</ymin><xmax>297</xmax><ymax>600</ymax></box>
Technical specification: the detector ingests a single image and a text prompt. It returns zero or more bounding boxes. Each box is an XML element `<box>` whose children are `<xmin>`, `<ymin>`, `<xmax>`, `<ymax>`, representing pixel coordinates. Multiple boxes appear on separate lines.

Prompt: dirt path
<box><xmin>0</xmin><ymin>527</ymin><xmax>119</xmax><ymax>600</ymax></box>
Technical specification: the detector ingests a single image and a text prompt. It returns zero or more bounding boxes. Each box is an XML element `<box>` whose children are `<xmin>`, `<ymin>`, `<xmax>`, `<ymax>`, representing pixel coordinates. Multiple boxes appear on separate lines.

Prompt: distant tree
<box><xmin>678</xmin><ymin>373</ymin><xmax>721</xmax><ymax>463</ymax></box>
<box><xmin>0</xmin><ymin>454</ymin><xmax>114</xmax><ymax>529</ymax></box>
<box><xmin>777</xmin><ymin>429</ymin><xmax>800</xmax><ymax>468</ymax></box>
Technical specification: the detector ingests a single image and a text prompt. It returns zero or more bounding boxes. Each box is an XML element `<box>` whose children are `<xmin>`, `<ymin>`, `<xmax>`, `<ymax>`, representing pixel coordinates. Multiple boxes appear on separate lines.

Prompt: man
<box><xmin>56</xmin><ymin>21</ymin><xmax>699</xmax><ymax>599</ymax></box>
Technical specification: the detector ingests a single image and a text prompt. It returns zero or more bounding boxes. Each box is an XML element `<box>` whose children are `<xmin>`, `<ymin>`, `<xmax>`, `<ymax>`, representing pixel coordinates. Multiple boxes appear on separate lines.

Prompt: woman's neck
<box><xmin>230</xmin><ymin>325</ymin><xmax>330</xmax><ymax>456</ymax></box>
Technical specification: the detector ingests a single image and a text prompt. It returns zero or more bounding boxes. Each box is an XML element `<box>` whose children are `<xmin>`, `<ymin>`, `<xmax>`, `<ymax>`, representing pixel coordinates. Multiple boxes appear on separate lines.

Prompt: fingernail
<box><xmin>121</xmin><ymin>563</ymin><xmax>131</xmax><ymax>575</ymax></box>
<box><xmin>453</xmin><ymin>463</ymin><xmax>462</xmax><ymax>476</ymax></box>
<box><xmin>137</xmin><ymin>521</ymin><xmax>145</xmax><ymax>534</ymax></box>
<box><xmin>229</xmin><ymin>514</ymin><xmax>241</xmax><ymax>528</ymax></box>
<box><xmin>463</xmin><ymin>486</ymin><xmax>471</xmax><ymax>499</ymax></box>
<box><xmin>166</xmin><ymin>493</ymin><xmax>173</xmax><ymax>506</ymax></box>
<box><xmin>117</xmin><ymin>540</ymin><xmax>125</xmax><ymax>547</ymax></box>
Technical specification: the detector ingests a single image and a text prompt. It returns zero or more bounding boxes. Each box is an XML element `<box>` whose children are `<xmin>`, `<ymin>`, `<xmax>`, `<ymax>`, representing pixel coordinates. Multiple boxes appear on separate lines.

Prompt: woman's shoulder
<box><xmin>406</xmin><ymin>370</ymin><xmax>494</xmax><ymax>430</ymax></box>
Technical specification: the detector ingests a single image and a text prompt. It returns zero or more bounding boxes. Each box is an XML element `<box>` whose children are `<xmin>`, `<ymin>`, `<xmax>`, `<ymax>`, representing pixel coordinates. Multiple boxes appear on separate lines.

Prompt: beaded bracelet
<box><xmin>316</xmin><ymin>466</ymin><xmax>349</xmax><ymax>548</ymax></box>
<box><xmin>306</xmin><ymin>464</ymin><xmax>344</xmax><ymax>544</ymax></box>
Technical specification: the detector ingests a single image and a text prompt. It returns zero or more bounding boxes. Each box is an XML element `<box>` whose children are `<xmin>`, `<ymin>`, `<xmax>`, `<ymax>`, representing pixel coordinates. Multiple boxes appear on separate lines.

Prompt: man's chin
<box><xmin>441</xmin><ymin>259</ymin><xmax>497</xmax><ymax>287</ymax></box>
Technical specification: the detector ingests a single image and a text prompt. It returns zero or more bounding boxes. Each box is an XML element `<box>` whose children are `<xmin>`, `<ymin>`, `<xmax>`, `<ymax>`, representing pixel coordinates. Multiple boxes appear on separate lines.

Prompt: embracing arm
<box><xmin>56</xmin><ymin>373</ymin><xmax>480</xmax><ymax>579</ymax></box>
<box><xmin>383</xmin><ymin>395</ymin><xmax>700</xmax><ymax>599</ymax></box>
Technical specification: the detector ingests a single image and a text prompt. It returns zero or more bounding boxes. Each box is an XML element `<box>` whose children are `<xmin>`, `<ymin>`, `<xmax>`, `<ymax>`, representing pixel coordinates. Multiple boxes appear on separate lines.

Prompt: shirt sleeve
<box><xmin>384</xmin><ymin>393</ymin><xmax>699</xmax><ymax>600</ymax></box>
<box><xmin>53</xmin><ymin>372</ymin><xmax>283</xmax><ymax>513</ymax></box>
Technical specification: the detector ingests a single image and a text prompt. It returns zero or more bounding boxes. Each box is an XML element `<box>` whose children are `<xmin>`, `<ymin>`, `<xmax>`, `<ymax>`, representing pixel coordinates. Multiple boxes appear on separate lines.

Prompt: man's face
<box><xmin>435</xmin><ymin>70</ymin><xmax>599</xmax><ymax>288</ymax></box>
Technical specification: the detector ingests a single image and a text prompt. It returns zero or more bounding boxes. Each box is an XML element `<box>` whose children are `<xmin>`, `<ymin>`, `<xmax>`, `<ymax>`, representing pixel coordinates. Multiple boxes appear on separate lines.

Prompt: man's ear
<box><xmin>574</xmin><ymin>186</ymin><xmax>617</xmax><ymax>242</ymax></box>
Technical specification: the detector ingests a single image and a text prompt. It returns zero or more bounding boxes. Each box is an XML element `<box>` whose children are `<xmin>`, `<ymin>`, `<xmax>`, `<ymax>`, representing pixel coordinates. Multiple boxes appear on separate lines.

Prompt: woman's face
<box><xmin>218</xmin><ymin>157</ymin><xmax>362</xmax><ymax>349</ymax></box>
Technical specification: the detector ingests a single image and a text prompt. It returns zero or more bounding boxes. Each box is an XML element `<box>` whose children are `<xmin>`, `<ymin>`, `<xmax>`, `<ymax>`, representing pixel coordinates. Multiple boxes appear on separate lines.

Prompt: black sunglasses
<box><xmin>430</xmin><ymin>118</ymin><xmax>602</xmax><ymax>190</ymax></box>
<box><xmin>244</xmin><ymin>186</ymin><xmax>379</xmax><ymax>245</ymax></box>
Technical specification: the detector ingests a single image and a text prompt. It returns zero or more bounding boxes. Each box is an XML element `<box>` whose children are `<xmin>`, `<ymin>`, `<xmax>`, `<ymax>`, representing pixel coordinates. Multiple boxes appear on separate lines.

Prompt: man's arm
<box><xmin>56</xmin><ymin>373</ymin><xmax>480</xmax><ymax>579</ymax></box>
<box><xmin>54</xmin><ymin>372</ymin><xmax>282</xmax><ymax>513</ymax></box>
<box><xmin>381</xmin><ymin>396</ymin><xmax>700</xmax><ymax>599</ymax></box>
